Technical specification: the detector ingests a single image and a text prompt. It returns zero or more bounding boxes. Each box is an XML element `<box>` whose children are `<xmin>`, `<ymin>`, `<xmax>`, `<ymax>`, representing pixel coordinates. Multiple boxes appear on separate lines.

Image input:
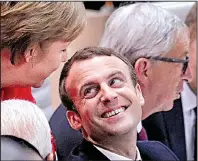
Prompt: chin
<box><xmin>162</xmin><ymin>102</ymin><xmax>174</xmax><ymax>112</ymax></box>
<box><xmin>32</xmin><ymin>80</ymin><xmax>45</xmax><ymax>88</ymax></box>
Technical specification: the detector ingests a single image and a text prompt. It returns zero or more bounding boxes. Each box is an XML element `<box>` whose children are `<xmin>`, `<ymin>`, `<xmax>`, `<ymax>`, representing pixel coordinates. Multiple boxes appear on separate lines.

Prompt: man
<box><xmin>59</xmin><ymin>46</ymin><xmax>179</xmax><ymax>161</ymax></box>
<box><xmin>100</xmin><ymin>2</ymin><xmax>192</xmax><ymax>119</ymax></box>
<box><xmin>1</xmin><ymin>99</ymin><xmax>55</xmax><ymax>160</ymax></box>
<box><xmin>50</xmin><ymin>2</ymin><xmax>193</xmax><ymax>159</ymax></box>
<box><xmin>142</xmin><ymin>3</ymin><xmax>197</xmax><ymax>161</ymax></box>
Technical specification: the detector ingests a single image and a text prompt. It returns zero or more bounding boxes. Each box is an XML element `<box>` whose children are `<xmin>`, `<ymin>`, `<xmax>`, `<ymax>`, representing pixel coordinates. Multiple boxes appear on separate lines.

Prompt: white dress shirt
<box><xmin>137</xmin><ymin>122</ymin><xmax>142</xmax><ymax>133</ymax></box>
<box><xmin>94</xmin><ymin>145</ymin><xmax>142</xmax><ymax>161</ymax></box>
<box><xmin>181</xmin><ymin>82</ymin><xmax>197</xmax><ymax>161</ymax></box>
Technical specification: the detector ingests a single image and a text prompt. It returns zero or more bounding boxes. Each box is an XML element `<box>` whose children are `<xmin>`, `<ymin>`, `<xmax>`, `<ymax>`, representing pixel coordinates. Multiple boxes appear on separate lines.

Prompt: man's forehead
<box><xmin>70</xmin><ymin>55</ymin><xmax>128</xmax><ymax>71</ymax></box>
<box><xmin>65</xmin><ymin>55</ymin><xmax>130</xmax><ymax>90</ymax></box>
<box><xmin>67</xmin><ymin>55</ymin><xmax>129</xmax><ymax>80</ymax></box>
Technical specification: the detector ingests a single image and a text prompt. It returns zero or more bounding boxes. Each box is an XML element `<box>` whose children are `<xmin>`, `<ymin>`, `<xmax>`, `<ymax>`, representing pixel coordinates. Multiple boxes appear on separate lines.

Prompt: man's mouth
<box><xmin>101</xmin><ymin>106</ymin><xmax>128</xmax><ymax>118</ymax></box>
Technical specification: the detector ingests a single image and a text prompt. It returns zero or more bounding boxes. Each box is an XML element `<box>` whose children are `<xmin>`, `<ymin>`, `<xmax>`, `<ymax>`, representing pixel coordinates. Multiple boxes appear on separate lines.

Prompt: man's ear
<box><xmin>134</xmin><ymin>58</ymin><xmax>151</xmax><ymax>84</ymax></box>
<box><xmin>135</xmin><ymin>83</ymin><xmax>145</xmax><ymax>106</ymax></box>
<box><xmin>66</xmin><ymin>111</ymin><xmax>82</xmax><ymax>130</ymax></box>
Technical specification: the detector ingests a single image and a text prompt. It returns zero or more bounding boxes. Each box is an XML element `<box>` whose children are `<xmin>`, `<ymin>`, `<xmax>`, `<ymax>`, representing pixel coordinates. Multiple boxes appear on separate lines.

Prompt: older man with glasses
<box><xmin>100</xmin><ymin>2</ymin><xmax>192</xmax><ymax>120</ymax></box>
<box><xmin>100</xmin><ymin>2</ymin><xmax>194</xmax><ymax>161</ymax></box>
<box><xmin>142</xmin><ymin>3</ymin><xmax>197</xmax><ymax>161</ymax></box>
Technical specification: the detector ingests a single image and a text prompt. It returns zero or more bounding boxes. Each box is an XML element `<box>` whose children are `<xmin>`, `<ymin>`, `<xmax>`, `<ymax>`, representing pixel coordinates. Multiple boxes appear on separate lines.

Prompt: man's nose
<box><xmin>183</xmin><ymin>64</ymin><xmax>192</xmax><ymax>83</ymax></box>
<box><xmin>100</xmin><ymin>84</ymin><xmax>118</xmax><ymax>104</ymax></box>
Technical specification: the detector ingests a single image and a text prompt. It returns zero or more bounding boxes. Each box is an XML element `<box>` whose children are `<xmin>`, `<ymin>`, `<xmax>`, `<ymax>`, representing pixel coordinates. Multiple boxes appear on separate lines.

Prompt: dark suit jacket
<box><xmin>49</xmin><ymin>104</ymin><xmax>83</xmax><ymax>160</ymax></box>
<box><xmin>67</xmin><ymin>139</ymin><xmax>179</xmax><ymax>161</ymax></box>
<box><xmin>142</xmin><ymin>98</ymin><xmax>187</xmax><ymax>161</ymax></box>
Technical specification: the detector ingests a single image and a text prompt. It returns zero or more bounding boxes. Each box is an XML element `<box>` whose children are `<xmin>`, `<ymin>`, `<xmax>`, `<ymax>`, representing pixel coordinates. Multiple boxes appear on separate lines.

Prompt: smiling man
<box><xmin>59</xmin><ymin>47</ymin><xmax>179</xmax><ymax>161</ymax></box>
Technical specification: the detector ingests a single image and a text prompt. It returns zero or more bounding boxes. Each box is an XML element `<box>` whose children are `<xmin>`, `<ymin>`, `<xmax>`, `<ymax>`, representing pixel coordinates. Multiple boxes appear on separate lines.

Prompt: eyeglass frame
<box><xmin>144</xmin><ymin>55</ymin><xmax>189</xmax><ymax>75</ymax></box>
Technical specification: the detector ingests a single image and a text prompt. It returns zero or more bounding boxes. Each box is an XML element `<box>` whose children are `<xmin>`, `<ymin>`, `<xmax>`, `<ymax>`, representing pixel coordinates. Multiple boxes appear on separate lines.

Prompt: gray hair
<box><xmin>1</xmin><ymin>99</ymin><xmax>52</xmax><ymax>158</ymax></box>
<box><xmin>100</xmin><ymin>3</ymin><xmax>189</xmax><ymax>64</ymax></box>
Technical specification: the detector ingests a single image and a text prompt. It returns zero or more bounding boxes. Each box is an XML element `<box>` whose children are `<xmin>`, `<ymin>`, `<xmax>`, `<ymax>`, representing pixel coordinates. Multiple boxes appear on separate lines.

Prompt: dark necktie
<box><xmin>194</xmin><ymin>107</ymin><xmax>197</xmax><ymax>160</ymax></box>
<box><xmin>137</xmin><ymin>127</ymin><xmax>148</xmax><ymax>141</ymax></box>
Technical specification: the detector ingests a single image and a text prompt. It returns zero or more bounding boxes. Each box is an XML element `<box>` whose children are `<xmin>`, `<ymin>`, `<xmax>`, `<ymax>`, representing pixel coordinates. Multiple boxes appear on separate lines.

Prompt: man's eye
<box><xmin>84</xmin><ymin>87</ymin><xmax>98</xmax><ymax>99</ymax></box>
<box><xmin>109</xmin><ymin>78</ymin><xmax>123</xmax><ymax>87</ymax></box>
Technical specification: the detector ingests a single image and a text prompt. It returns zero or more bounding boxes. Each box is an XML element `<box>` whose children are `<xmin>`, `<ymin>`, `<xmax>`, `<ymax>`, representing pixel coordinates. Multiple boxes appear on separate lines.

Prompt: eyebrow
<box><xmin>106</xmin><ymin>70</ymin><xmax>124</xmax><ymax>79</ymax></box>
<box><xmin>79</xmin><ymin>70</ymin><xmax>124</xmax><ymax>93</ymax></box>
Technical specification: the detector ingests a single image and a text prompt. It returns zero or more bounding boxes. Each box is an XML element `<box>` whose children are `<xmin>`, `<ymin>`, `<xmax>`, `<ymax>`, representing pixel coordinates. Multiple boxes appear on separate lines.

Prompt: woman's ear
<box><xmin>66</xmin><ymin>111</ymin><xmax>82</xmax><ymax>130</ymax></box>
<box><xmin>24</xmin><ymin>44</ymin><xmax>40</xmax><ymax>63</ymax></box>
<box><xmin>24</xmin><ymin>44</ymin><xmax>39</xmax><ymax>63</ymax></box>
<box><xmin>135</xmin><ymin>83</ymin><xmax>145</xmax><ymax>106</ymax></box>
<box><xmin>24</xmin><ymin>49</ymin><xmax>33</xmax><ymax>63</ymax></box>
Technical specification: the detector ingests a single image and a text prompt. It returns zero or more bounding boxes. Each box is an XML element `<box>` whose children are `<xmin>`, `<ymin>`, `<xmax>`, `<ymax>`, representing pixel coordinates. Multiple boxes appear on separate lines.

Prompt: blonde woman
<box><xmin>1</xmin><ymin>2</ymin><xmax>86</xmax><ymax>102</ymax></box>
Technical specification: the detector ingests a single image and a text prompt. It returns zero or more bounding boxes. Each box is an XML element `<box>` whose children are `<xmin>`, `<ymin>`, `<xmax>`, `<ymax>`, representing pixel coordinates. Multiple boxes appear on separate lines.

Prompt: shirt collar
<box><xmin>181</xmin><ymin>81</ymin><xmax>197</xmax><ymax>112</ymax></box>
<box><xmin>94</xmin><ymin>145</ymin><xmax>142</xmax><ymax>160</ymax></box>
<box><xmin>137</xmin><ymin>121</ymin><xmax>142</xmax><ymax>133</ymax></box>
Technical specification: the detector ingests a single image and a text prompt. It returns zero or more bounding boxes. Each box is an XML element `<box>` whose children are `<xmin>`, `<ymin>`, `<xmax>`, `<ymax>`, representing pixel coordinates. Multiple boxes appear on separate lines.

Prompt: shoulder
<box><xmin>137</xmin><ymin>141</ymin><xmax>179</xmax><ymax>161</ymax></box>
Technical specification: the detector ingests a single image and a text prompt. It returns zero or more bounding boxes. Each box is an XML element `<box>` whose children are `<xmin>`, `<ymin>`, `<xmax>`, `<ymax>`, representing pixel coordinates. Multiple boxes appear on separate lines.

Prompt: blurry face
<box><xmin>27</xmin><ymin>40</ymin><xmax>70</xmax><ymax>88</ymax></box>
<box><xmin>146</xmin><ymin>33</ymin><xmax>192</xmax><ymax>113</ymax></box>
<box><xmin>66</xmin><ymin>56</ymin><xmax>144</xmax><ymax>142</ymax></box>
<box><xmin>189</xmin><ymin>38</ymin><xmax>197</xmax><ymax>92</ymax></box>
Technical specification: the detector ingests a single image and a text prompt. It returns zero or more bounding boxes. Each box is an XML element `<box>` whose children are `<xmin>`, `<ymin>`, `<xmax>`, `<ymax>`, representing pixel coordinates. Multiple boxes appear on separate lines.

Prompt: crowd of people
<box><xmin>1</xmin><ymin>2</ymin><xmax>197</xmax><ymax>161</ymax></box>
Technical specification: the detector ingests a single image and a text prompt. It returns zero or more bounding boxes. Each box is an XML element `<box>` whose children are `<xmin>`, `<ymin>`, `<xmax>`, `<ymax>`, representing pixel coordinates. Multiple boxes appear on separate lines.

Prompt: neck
<box><xmin>1</xmin><ymin>62</ymin><xmax>25</xmax><ymax>88</ymax></box>
<box><xmin>141</xmin><ymin>85</ymin><xmax>160</xmax><ymax>120</ymax></box>
<box><xmin>142</xmin><ymin>104</ymin><xmax>157</xmax><ymax>120</ymax></box>
<box><xmin>94</xmin><ymin>130</ymin><xmax>137</xmax><ymax>160</ymax></box>
<box><xmin>141</xmin><ymin>92</ymin><xmax>156</xmax><ymax>120</ymax></box>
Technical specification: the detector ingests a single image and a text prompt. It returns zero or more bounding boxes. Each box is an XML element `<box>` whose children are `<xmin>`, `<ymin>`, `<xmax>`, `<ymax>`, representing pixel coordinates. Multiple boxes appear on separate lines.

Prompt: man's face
<box><xmin>144</xmin><ymin>32</ymin><xmax>192</xmax><ymax>114</ymax></box>
<box><xmin>66</xmin><ymin>56</ymin><xmax>144</xmax><ymax>142</ymax></box>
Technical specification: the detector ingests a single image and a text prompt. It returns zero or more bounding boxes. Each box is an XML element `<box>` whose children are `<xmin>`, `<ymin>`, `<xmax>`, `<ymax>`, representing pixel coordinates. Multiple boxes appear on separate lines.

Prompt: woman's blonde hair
<box><xmin>1</xmin><ymin>2</ymin><xmax>86</xmax><ymax>64</ymax></box>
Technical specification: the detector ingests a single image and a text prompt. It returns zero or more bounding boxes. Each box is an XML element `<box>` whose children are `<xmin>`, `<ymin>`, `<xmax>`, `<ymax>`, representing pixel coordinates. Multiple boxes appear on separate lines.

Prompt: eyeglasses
<box><xmin>145</xmin><ymin>55</ymin><xmax>189</xmax><ymax>75</ymax></box>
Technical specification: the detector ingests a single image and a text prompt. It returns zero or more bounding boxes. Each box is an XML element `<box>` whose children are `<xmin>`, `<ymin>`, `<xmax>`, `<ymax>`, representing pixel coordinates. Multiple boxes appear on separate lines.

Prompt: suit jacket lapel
<box><xmin>81</xmin><ymin>139</ymin><xmax>110</xmax><ymax>160</ymax></box>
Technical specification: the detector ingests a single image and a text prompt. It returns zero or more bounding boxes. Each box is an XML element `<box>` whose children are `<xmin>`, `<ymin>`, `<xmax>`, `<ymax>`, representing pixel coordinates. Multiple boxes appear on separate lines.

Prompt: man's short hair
<box><xmin>1</xmin><ymin>2</ymin><xmax>86</xmax><ymax>64</ymax></box>
<box><xmin>100</xmin><ymin>3</ymin><xmax>189</xmax><ymax>65</ymax></box>
<box><xmin>59</xmin><ymin>47</ymin><xmax>137</xmax><ymax>112</ymax></box>
<box><xmin>1</xmin><ymin>99</ymin><xmax>52</xmax><ymax>158</ymax></box>
<box><xmin>185</xmin><ymin>3</ymin><xmax>197</xmax><ymax>42</ymax></box>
